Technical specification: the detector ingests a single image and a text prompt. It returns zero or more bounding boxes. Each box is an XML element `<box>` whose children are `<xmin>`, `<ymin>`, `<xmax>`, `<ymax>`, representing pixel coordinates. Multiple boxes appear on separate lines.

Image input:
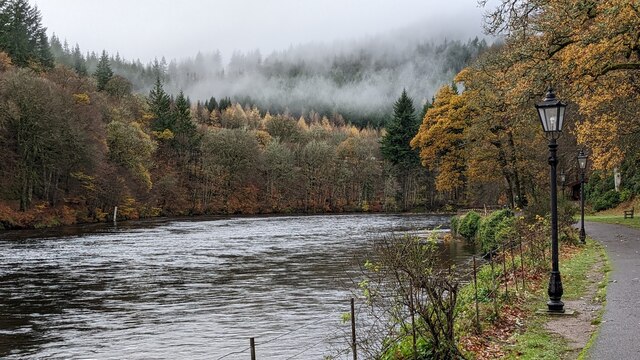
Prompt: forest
<box><xmin>1</xmin><ymin>0</ymin><xmax>638</xmax><ymax>229</ymax></box>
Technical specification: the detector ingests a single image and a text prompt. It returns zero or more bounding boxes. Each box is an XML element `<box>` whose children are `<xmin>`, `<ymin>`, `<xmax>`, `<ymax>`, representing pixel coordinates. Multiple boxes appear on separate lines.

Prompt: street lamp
<box><xmin>560</xmin><ymin>170</ymin><xmax>566</xmax><ymax>199</ymax></box>
<box><xmin>578</xmin><ymin>150</ymin><xmax>588</xmax><ymax>244</ymax></box>
<box><xmin>535</xmin><ymin>87</ymin><xmax>567</xmax><ymax>313</ymax></box>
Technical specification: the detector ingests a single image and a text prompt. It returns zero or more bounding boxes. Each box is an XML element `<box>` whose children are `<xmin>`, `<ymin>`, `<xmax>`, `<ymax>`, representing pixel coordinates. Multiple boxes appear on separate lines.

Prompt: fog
<box><xmin>156</xmin><ymin>27</ymin><xmax>488</xmax><ymax>124</ymax></box>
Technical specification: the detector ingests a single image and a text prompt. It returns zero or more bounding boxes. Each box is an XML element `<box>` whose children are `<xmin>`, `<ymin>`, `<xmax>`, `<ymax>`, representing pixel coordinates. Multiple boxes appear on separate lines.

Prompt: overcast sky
<box><xmin>31</xmin><ymin>0</ymin><xmax>493</xmax><ymax>63</ymax></box>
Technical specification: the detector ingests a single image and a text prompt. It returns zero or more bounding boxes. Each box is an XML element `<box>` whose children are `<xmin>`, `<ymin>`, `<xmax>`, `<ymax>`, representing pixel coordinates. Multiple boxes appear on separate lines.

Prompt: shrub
<box><xmin>458</xmin><ymin>211</ymin><xmax>481</xmax><ymax>242</ymax></box>
<box><xmin>592</xmin><ymin>189</ymin><xmax>620</xmax><ymax>211</ymax></box>
<box><xmin>450</xmin><ymin>215</ymin><xmax>460</xmax><ymax>235</ymax></box>
<box><xmin>477</xmin><ymin>209</ymin><xmax>513</xmax><ymax>254</ymax></box>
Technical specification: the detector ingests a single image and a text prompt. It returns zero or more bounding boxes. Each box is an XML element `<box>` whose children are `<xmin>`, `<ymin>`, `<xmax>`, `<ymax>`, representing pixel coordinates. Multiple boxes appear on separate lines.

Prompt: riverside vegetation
<box><xmin>355</xmin><ymin>203</ymin><xmax>608</xmax><ymax>359</ymax></box>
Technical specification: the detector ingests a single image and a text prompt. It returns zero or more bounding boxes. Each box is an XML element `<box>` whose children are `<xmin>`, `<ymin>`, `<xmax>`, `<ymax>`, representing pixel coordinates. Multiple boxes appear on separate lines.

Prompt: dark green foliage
<box><xmin>148</xmin><ymin>76</ymin><xmax>173</xmax><ymax>131</ymax></box>
<box><xmin>450</xmin><ymin>215</ymin><xmax>460</xmax><ymax>234</ymax></box>
<box><xmin>72</xmin><ymin>44</ymin><xmax>87</xmax><ymax>76</ymax></box>
<box><xmin>172</xmin><ymin>90</ymin><xmax>200</xmax><ymax>157</ymax></box>
<box><xmin>592</xmin><ymin>190</ymin><xmax>620</xmax><ymax>212</ymax></box>
<box><xmin>218</xmin><ymin>97</ymin><xmax>232</xmax><ymax>111</ymax></box>
<box><xmin>94</xmin><ymin>50</ymin><xmax>113</xmax><ymax>91</ymax></box>
<box><xmin>205</xmin><ymin>96</ymin><xmax>217</xmax><ymax>112</ymax></box>
<box><xmin>0</xmin><ymin>0</ymin><xmax>53</xmax><ymax>68</ymax></box>
<box><xmin>457</xmin><ymin>210</ymin><xmax>481</xmax><ymax>242</ymax></box>
<box><xmin>380</xmin><ymin>89</ymin><xmax>419</xmax><ymax>169</ymax></box>
<box><xmin>585</xmin><ymin>170</ymin><xmax>627</xmax><ymax>211</ymax></box>
<box><xmin>477</xmin><ymin>209</ymin><xmax>513</xmax><ymax>254</ymax></box>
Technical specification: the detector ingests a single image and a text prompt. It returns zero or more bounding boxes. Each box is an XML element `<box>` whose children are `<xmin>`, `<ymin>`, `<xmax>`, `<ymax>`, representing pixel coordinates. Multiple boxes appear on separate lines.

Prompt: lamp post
<box><xmin>535</xmin><ymin>87</ymin><xmax>567</xmax><ymax>313</ymax></box>
<box><xmin>560</xmin><ymin>170</ymin><xmax>566</xmax><ymax>199</ymax></box>
<box><xmin>578</xmin><ymin>150</ymin><xmax>588</xmax><ymax>244</ymax></box>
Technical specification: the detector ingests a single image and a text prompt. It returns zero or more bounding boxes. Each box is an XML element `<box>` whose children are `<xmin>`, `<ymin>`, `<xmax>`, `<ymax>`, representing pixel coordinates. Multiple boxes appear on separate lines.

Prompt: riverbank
<box><xmin>458</xmin><ymin>238</ymin><xmax>609</xmax><ymax>359</ymax></box>
<box><xmin>0</xmin><ymin>201</ymin><xmax>455</xmax><ymax>232</ymax></box>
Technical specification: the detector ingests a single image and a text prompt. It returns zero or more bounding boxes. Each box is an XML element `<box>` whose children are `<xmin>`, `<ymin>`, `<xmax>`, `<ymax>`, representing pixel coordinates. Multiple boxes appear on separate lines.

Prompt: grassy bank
<box><xmin>504</xmin><ymin>239</ymin><xmax>609</xmax><ymax>359</ymax></box>
<box><xmin>583</xmin><ymin>215</ymin><xmax>640</xmax><ymax>229</ymax></box>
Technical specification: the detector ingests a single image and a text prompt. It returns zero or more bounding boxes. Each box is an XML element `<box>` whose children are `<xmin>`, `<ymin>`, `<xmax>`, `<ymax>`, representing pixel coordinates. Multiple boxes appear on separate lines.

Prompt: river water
<box><xmin>0</xmin><ymin>214</ymin><xmax>475</xmax><ymax>359</ymax></box>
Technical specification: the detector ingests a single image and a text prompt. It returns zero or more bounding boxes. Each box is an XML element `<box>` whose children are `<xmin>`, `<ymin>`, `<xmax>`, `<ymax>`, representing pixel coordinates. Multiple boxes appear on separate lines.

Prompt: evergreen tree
<box><xmin>207</xmin><ymin>96</ymin><xmax>218</xmax><ymax>112</ymax></box>
<box><xmin>148</xmin><ymin>75</ymin><xmax>173</xmax><ymax>132</ymax></box>
<box><xmin>0</xmin><ymin>0</ymin><xmax>52</xmax><ymax>68</ymax></box>
<box><xmin>380</xmin><ymin>89</ymin><xmax>422</xmax><ymax>210</ymax></box>
<box><xmin>94</xmin><ymin>50</ymin><xmax>113</xmax><ymax>91</ymax></box>
<box><xmin>72</xmin><ymin>44</ymin><xmax>87</xmax><ymax>76</ymax></box>
<box><xmin>381</xmin><ymin>89</ymin><xmax>420</xmax><ymax>168</ymax></box>
<box><xmin>172</xmin><ymin>90</ymin><xmax>200</xmax><ymax>157</ymax></box>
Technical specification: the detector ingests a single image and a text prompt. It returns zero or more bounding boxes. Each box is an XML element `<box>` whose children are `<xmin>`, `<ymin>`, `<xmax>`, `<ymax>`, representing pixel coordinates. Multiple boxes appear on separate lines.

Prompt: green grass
<box><xmin>583</xmin><ymin>214</ymin><xmax>640</xmax><ymax>229</ymax></box>
<box><xmin>506</xmin><ymin>239</ymin><xmax>609</xmax><ymax>359</ymax></box>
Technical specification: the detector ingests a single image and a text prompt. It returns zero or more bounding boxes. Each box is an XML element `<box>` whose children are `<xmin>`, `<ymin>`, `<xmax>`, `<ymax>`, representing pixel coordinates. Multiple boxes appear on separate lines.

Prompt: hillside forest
<box><xmin>1</xmin><ymin>0</ymin><xmax>639</xmax><ymax>229</ymax></box>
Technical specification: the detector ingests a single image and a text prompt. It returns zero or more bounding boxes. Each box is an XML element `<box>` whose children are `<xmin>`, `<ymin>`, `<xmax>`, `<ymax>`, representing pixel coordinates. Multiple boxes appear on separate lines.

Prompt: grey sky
<box><xmin>31</xmin><ymin>0</ymin><xmax>492</xmax><ymax>63</ymax></box>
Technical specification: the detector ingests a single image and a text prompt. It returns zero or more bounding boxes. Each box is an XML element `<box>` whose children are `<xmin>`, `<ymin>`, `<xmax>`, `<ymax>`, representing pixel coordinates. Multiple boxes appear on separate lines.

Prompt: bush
<box><xmin>458</xmin><ymin>211</ymin><xmax>481</xmax><ymax>243</ymax></box>
<box><xmin>450</xmin><ymin>215</ymin><xmax>460</xmax><ymax>235</ymax></box>
<box><xmin>477</xmin><ymin>209</ymin><xmax>513</xmax><ymax>254</ymax></box>
<box><xmin>592</xmin><ymin>189</ymin><xmax>621</xmax><ymax>211</ymax></box>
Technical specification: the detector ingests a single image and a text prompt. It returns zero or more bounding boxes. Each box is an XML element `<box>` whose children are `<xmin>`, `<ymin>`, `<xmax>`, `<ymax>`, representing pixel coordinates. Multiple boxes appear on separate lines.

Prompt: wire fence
<box><xmin>214</xmin><ymin>227</ymin><xmax>555</xmax><ymax>359</ymax></box>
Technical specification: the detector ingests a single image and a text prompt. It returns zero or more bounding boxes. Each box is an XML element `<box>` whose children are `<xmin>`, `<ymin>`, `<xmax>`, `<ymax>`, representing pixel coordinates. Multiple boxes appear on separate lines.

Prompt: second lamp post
<box><xmin>535</xmin><ymin>87</ymin><xmax>567</xmax><ymax>313</ymax></box>
<box><xmin>578</xmin><ymin>150</ymin><xmax>588</xmax><ymax>243</ymax></box>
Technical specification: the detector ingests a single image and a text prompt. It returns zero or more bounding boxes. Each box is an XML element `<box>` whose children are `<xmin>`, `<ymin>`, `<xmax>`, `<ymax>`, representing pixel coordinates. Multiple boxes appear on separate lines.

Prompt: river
<box><xmin>0</xmin><ymin>213</ymin><xmax>475</xmax><ymax>359</ymax></box>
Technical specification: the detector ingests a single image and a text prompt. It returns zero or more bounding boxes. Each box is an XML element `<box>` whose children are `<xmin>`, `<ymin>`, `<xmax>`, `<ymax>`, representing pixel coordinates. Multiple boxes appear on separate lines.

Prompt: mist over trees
<box><xmin>49</xmin><ymin>34</ymin><xmax>488</xmax><ymax>127</ymax></box>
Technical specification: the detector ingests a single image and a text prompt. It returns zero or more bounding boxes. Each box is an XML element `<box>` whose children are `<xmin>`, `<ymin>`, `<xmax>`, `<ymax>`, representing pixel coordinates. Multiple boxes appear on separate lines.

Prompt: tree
<box><xmin>411</xmin><ymin>85</ymin><xmax>468</xmax><ymax>199</ymax></box>
<box><xmin>72</xmin><ymin>44</ymin><xmax>87</xmax><ymax>76</ymax></box>
<box><xmin>480</xmin><ymin>0</ymin><xmax>640</xmax><ymax>170</ymax></box>
<box><xmin>148</xmin><ymin>75</ymin><xmax>173</xmax><ymax>132</ymax></box>
<box><xmin>172</xmin><ymin>90</ymin><xmax>200</xmax><ymax>159</ymax></box>
<box><xmin>94</xmin><ymin>50</ymin><xmax>113</xmax><ymax>91</ymax></box>
<box><xmin>380</xmin><ymin>90</ymin><xmax>420</xmax><ymax>168</ymax></box>
<box><xmin>0</xmin><ymin>0</ymin><xmax>52</xmax><ymax>68</ymax></box>
<box><xmin>380</xmin><ymin>89</ymin><xmax>422</xmax><ymax>209</ymax></box>
<box><xmin>106</xmin><ymin>120</ymin><xmax>156</xmax><ymax>189</ymax></box>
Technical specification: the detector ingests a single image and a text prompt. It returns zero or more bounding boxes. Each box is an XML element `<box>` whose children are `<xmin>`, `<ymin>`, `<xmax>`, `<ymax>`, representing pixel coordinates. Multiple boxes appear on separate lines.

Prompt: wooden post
<box><xmin>250</xmin><ymin>337</ymin><xmax>256</xmax><ymax>360</ymax></box>
<box><xmin>520</xmin><ymin>238</ymin><xmax>526</xmax><ymax>291</ymax></box>
<box><xmin>351</xmin><ymin>298</ymin><xmax>357</xmax><ymax>360</ymax></box>
<box><xmin>473</xmin><ymin>256</ymin><xmax>480</xmax><ymax>332</ymax></box>
<box><xmin>510</xmin><ymin>242</ymin><xmax>518</xmax><ymax>293</ymax></box>
<box><xmin>113</xmin><ymin>206</ymin><xmax>118</xmax><ymax>223</ymax></box>
<box><xmin>502</xmin><ymin>243</ymin><xmax>508</xmax><ymax>300</ymax></box>
<box><xmin>410</xmin><ymin>284</ymin><xmax>417</xmax><ymax>358</ymax></box>
<box><xmin>490</xmin><ymin>252</ymin><xmax>498</xmax><ymax>315</ymax></box>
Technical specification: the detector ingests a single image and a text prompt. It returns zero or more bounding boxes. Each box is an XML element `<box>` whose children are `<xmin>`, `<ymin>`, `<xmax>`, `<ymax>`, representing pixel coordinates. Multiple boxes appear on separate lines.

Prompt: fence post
<box><xmin>351</xmin><ymin>298</ymin><xmax>357</xmax><ymax>360</ymax></box>
<box><xmin>502</xmin><ymin>243</ymin><xmax>508</xmax><ymax>300</ymax></box>
<box><xmin>520</xmin><ymin>237</ymin><xmax>526</xmax><ymax>292</ymax></box>
<box><xmin>409</xmin><ymin>284</ymin><xmax>417</xmax><ymax>359</ymax></box>
<box><xmin>489</xmin><ymin>252</ymin><xmax>498</xmax><ymax>317</ymax></box>
<box><xmin>510</xmin><ymin>241</ymin><xmax>518</xmax><ymax>294</ymax></box>
<box><xmin>250</xmin><ymin>337</ymin><xmax>256</xmax><ymax>360</ymax></box>
<box><xmin>473</xmin><ymin>256</ymin><xmax>480</xmax><ymax>332</ymax></box>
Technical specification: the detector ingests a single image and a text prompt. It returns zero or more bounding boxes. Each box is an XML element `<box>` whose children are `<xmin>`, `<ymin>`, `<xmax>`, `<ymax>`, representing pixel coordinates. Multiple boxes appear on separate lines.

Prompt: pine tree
<box><xmin>380</xmin><ymin>89</ymin><xmax>422</xmax><ymax>210</ymax></box>
<box><xmin>94</xmin><ymin>50</ymin><xmax>113</xmax><ymax>91</ymax></box>
<box><xmin>148</xmin><ymin>75</ymin><xmax>173</xmax><ymax>132</ymax></box>
<box><xmin>0</xmin><ymin>0</ymin><xmax>52</xmax><ymax>68</ymax></box>
<box><xmin>72</xmin><ymin>44</ymin><xmax>87</xmax><ymax>76</ymax></box>
<box><xmin>207</xmin><ymin>96</ymin><xmax>218</xmax><ymax>112</ymax></box>
<box><xmin>172</xmin><ymin>90</ymin><xmax>200</xmax><ymax>157</ymax></box>
<box><xmin>381</xmin><ymin>89</ymin><xmax>420</xmax><ymax>168</ymax></box>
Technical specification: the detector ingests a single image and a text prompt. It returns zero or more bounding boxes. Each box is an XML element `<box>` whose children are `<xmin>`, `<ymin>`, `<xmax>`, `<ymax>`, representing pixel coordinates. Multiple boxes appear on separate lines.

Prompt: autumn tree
<box><xmin>106</xmin><ymin>120</ymin><xmax>156</xmax><ymax>190</ymax></box>
<box><xmin>411</xmin><ymin>85</ymin><xmax>468</xmax><ymax>202</ymax></box>
<box><xmin>0</xmin><ymin>68</ymin><xmax>90</xmax><ymax>210</ymax></box>
<box><xmin>480</xmin><ymin>0</ymin><xmax>640</xmax><ymax>171</ymax></box>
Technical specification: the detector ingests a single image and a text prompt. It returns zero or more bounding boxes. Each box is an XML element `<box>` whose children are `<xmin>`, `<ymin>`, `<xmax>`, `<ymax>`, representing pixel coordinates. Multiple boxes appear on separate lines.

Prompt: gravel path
<box><xmin>586</xmin><ymin>221</ymin><xmax>640</xmax><ymax>359</ymax></box>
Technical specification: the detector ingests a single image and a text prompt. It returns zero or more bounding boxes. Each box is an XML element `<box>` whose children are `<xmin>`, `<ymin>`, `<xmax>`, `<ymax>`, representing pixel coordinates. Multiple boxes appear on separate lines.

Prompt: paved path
<box><xmin>586</xmin><ymin>222</ymin><xmax>640</xmax><ymax>359</ymax></box>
